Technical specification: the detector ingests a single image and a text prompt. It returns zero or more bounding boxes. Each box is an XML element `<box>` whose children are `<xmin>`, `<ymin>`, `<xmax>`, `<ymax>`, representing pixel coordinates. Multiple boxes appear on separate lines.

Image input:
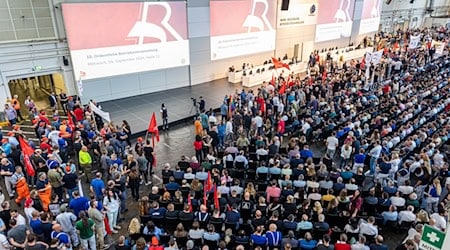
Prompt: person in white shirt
<box><xmin>325</xmin><ymin>132</ymin><xmax>339</xmax><ymax>158</ymax></box>
<box><xmin>431</xmin><ymin>210</ymin><xmax>447</xmax><ymax>231</ymax></box>
<box><xmin>359</xmin><ymin>217</ymin><xmax>378</xmax><ymax>236</ymax></box>
<box><xmin>398</xmin><ymin>180</ymin><xmax>414</xmax><ymax>196</ymax></box>
<box><xmin>398</xmin><ymin>206</ymin><xmax>416</xmax><ymax>225</ymax></box>
<box><xmin>351</xmin><ymin>235</ymin><xmax>370</xmax><ymax>250</ymax></box>
<box><xmin>390</xmin><ymin>193</ymin><xmax>406</xmax><ymax>207</ymax></box>
<box><xmin>368</xmin><ymin>141</ymin><xmax>382</xmax><ymax>174</ymax></box>
<box><xmin>225</xmin><ymin>118</ymin><xmax>233</xmax><ymax>142</ymax></box>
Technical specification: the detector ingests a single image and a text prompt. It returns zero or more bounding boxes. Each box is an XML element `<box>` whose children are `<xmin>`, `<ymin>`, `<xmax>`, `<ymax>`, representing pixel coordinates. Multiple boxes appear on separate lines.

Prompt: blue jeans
<box><xmin>66</xmin><ymin>186</ymin><xmax>79</xmax><ymax>202</ymax></box>
<box><xmin>369</xmin><ymin>156</ymin><xmax>378</xmax><ymax>174</ymax></box>
<box><xmin>120</xmin><ymin>190</ymin><xmax>127</xmax><ymax>212</ymax></box>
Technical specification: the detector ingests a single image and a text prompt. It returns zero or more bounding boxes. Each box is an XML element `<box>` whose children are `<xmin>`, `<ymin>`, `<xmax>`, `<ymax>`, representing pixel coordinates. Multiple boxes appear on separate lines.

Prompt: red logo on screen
<box><xmin>243</xmin><ymin>0</ymin><xmax>274</xmax><ymax>32</ymax></box>
<box><xmin>128</xmin><ymin>2</ymin><xmax>184</xmax><ymax>44</ymax></box>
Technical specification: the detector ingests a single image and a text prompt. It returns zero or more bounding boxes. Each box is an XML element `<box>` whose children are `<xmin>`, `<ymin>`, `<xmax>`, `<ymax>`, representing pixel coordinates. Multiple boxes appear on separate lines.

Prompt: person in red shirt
<box><xmin>72</xmin><ymin>105</ymin><xmax>84</xmax><ymax>122</ymax></box>
<box><xmin>193</xmin><ymin>135</ymin><xmax>203</xmax><ymax>163</ymax></box>
<box><xmin>334</xmin><ymin>233</ymin><xmax>351</xmax><ymax>250</ymax></box>
<box><xmin>39</xmin><ymin>137</ymin><xmax>52</xmax><ymax>154</ymax></box>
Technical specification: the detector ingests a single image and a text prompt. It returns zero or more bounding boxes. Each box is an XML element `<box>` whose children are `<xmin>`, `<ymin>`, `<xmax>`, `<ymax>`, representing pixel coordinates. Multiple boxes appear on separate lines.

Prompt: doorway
<box><xmin>7</xmin><ymin>73</ymin><xmax>67</xmax><ymax>115</ymax></box>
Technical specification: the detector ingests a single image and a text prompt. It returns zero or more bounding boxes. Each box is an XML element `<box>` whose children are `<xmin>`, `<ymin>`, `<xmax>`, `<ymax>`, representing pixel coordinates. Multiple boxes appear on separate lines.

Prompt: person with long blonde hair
<box><xmin>426</xmin><ymin>178</ymin><xmax>442</xmax><ymax>213</ymax></box>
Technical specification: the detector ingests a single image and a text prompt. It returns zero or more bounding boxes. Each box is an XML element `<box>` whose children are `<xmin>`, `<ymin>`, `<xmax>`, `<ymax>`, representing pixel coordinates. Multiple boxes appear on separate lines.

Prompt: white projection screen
<box><xmin>359</xmin><ymin>0</ymin><xmax>382</xmax><ymax>35</ymax></box>
<box><xmin>315</xmin><ymin>0</ymin><xmax>355</xmax><ymax>42</ymax></box>
<box><xmin>210</xmin><ymin>0</ymin><xmax>277</xmax><ymax>61</ymax></box>
<box><xmin>62</xmin><ymin>2</ymin><xmax>190</xmax><ymax>80</ymax></box>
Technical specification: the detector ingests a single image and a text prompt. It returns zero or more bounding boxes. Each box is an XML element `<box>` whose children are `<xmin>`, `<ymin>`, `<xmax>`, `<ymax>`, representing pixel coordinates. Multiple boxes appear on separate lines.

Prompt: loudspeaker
<box><xmin>63</xmin><ymin>56</ymin><xmax>69</xmax><ymax>66</ymax></box>
<box><xmin>281</xmin><ymin>0</ymin><xmax>289</xmax><ymax>10</ymax></box>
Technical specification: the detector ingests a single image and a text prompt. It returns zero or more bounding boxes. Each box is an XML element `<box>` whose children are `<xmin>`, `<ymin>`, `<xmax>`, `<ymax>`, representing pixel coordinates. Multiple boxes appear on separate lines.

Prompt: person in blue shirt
<box><xmin>149</xmin><ymin>201</ymin><xmax>166</xmax><ymax>219</ymax></box>
<box><xmin>69</xmin><ymin>190</ymin><xmax>89</xmax><ymax>218</ymax></box>
<box><xmin>251</xmin><ymin>226</ymin><xmax>267</xmax><ymax>248</ymax></box>
<box><xmin>165</xmin><ymin>177</ymin><xmax>180</xmax><ymax>191</ymax></box>
<box><xmin>29</xmin><ymin>210</ymin><xmax>43</xmax><ymax>237</ymax></box>
<box><xmin>217</xmin><ymin>121</ymin><xmax>226</xmax><ymax>148</ymax></box>
<box><xmin>300</xmin><ymin>145</ymin><xmax>313</xmax><ymax>161</ymax></box>
<box><xmin>299</xmin><ymin>232</ymin><xmax>317</xmax><ymax>250</ymax></box>
<box><xmin>51</xmin><ymin>224</ymin><xmax>71</xmax><ymax>248</ymax></box>
<box><xmin>266</xmin><ymin>223</ymin><xmax>282</xmax><ymax>249</ymax></box>
<box><xmin>90</xmin><ymin>172</ymin><xmax>105</xmax><ymax>201</ymax></box>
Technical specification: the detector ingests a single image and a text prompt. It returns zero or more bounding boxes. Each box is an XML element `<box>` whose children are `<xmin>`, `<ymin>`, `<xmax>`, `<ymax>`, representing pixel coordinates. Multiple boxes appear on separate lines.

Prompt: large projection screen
<box><xmin>359</xmin><ymin>0</ymin><xmax>382</xmax><ymax>35</ymax></box>
<box><xmin>62</xmin><ymin>2</ymin><xmax>190</xmax><ymax>81</ymax></box>
<box><xmin>315</xmin><ymin>0</ymin><xmax>355</xmax><ymax>42</ymax></box>
<box><xmin>210</xmin><ymin>0</ymin><xmax>277</xmax><ymax>61</ymax></box>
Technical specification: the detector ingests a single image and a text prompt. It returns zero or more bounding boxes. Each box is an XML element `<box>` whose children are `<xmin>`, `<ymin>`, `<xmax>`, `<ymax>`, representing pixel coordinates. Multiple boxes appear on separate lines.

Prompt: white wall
<box><xmin>3</xmin><ymin>0</ymin><xmax>450</xmax><ymax>105</ymax></box>
<box><xmin>0</xmin><ymin>40</ymin><xmax>70</xmax><ymax>103</ymax></box>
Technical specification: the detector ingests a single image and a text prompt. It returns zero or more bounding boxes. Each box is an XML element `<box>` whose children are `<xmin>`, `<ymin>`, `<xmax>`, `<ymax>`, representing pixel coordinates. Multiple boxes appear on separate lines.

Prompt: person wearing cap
<box><xmin>48</xmin><ymin>160</ymin><xmax>64</xmax><ymax>201</ymax></box>
<box><xmin>10</xmin><ymin>166</ymin><xmax>30</xmax><ymax>205</ymax></box>
<box><xmin>36</xmin><ymin>172</ymin><xmax>52</xmax><ymax>212</ymax></box>
<box><xmin>56</xmin><ymin>203</ymin><xmax>80</xmax><ymax>247</ymax></box>
<box><xmin>62</xmin><ymin>162</ymin><xmax>79</xmax><ymax>201</ymax></box>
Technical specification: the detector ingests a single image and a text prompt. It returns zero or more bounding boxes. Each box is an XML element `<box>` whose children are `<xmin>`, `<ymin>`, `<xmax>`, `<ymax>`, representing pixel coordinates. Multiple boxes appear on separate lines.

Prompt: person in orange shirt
<box><xmin>194</xmin><ymin>117</ymin><xmax>203</xmax><ymax>136</ymax></box>
<box><xmin>11</xmin><ymin>94</ymin><xmax>24</xmax><ymax>122</ymax></box>
<box><xmin>36</xmin><ymin>172</ymin><xmax>52</xmax><ymax>211</ymax></box>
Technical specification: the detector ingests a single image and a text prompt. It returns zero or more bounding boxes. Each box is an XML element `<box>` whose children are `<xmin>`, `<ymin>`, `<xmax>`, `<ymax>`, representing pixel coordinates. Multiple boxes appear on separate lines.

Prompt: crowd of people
<box><xmin>0</xmin><ymin>26</ymin><xmax>450</xmax><ymax>250</ymax></box>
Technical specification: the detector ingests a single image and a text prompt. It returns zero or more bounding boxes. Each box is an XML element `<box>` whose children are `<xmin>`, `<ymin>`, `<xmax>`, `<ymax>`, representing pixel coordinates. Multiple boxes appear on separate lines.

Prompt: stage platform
<box><xmin>100</xmin><ymin>78</ymin><xmax>244</xmax><ymax>137</ymax></box>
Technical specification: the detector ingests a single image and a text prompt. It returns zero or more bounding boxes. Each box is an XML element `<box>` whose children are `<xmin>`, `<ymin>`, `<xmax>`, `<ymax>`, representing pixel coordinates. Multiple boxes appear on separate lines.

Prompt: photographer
<box><xmin>199</xmin><ymin>96</ymin><xmax>206</xmax><ymax>112</ymax></box>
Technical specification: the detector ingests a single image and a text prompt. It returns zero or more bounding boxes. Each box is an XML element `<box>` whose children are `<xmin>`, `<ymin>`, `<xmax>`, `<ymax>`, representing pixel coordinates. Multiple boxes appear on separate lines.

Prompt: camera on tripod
<box><xmin>191</xmin><ymin>97</ymin><xmax>197</xmax><ymax>106</ymax></box>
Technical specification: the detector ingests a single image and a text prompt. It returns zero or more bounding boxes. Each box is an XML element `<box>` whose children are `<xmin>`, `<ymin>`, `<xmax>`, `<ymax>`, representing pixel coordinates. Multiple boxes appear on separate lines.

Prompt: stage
<box><xmin>99</xmin><ymin>78</ymin><xmax>243</xmax><ymax>137</ymax></box>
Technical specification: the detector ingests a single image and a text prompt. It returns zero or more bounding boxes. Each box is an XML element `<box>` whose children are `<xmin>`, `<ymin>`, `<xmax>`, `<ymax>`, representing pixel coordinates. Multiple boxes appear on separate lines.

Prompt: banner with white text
<box><xmin>210</xmin><ymin>0</ymin><xmax>277</xmax><ymax>60</ymax></box>
<box><xmin>359</xmin><ymin>0</ymin><xmax>382</xmax><ymax>35</ymax></box>
<box><xmin>277</xmin><ymin>0</ymin><xmax>318</xmax><ymax>28</ymax></box>
<box><xmin>62</xmin><ymin>2</ymin><xmax>190</xmax><ymax>80</ymax></box>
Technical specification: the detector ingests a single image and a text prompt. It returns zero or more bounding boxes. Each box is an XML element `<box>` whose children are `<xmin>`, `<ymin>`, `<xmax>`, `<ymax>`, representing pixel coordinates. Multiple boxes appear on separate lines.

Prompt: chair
<box><xmin>363</xmin><ymin>234</ymin><xmax>376</xmax><ymax>245</ymax></box>
<box><xmin>139</xmin><ymin>215</ymin><xmax>150</xmax><ymax>225</ymax></box>
<box><xmin>174</xmin><ymin>236</ymin><xmax>188</xmax><ymax>248</ymax></box>
<box><xmin>143</xmin><ymin>233</ymin><xmax>155</xmax><ymax>243</ymax></box>
<box><xmin>270</xmin><ymin>173</ymin><xmax>281</xmax><ymax>181</ymax></box>
<box><xmin>180</xmin><ymin>218</ymin><xmax>194</xmax><ymax>231</ymax></box>
<box><xmin>152</xmin><ymin>216</ymin><xmax>164</xmax><ymax>228</ymax></box>
<box><xmin>259</xmin><ymin>154</ymin><xmax>269</xmax><ymax>163</ymax></box>
<box><xmin>235</xmin><ymin>161</ymin><xmax>245</xmax><ymax>169</ymax></box>
<box><xmin>313</xmin><ymin>229</ymin><xmax>329</xmax><ymax>241</ymax></box>
<box><xmin>249</xmin><ymin>153</ymin><xmax>258</xmax><ymax>161</ymax></box>
<box><xmin>210</xmin><ymin>220</ymin><xmax>223</xmax><ymax>233</ymax></box>
<box><xmin>225</xmin><ymin>222</ymin><xmax>239</xmax><ymax>234</ymax></box>
<box><xmin>203</xmin><ymin>239</ymin><xmax>218</xmax><ymax>250</ymax></box>
<box><xmin>257</xmin><ymin>173</ymin><xmax>268</xmax><ymax>182</ymax></box>
<box><xmin>246</xmin><ymin>169</ymin><xmax>256</xmax><ymax>180</ymax></box>
<box><xmin>129</xmin><ymin>233</ymin><xmax>142</xmax><ymax>244</ymax></box>
<box><xmin>159</xmin><ymin>234</ymin><xmax>171</xmax><ymax>246</ymax></box>
<box><xmin>164</xmin><ymin>217</ymin><xmax>180</xmax><ymax>234</ymax></box>
<box><xmin>297</xmin><ymin>229</ymin><xmax>312</xmax><ymax>239</ymax></box>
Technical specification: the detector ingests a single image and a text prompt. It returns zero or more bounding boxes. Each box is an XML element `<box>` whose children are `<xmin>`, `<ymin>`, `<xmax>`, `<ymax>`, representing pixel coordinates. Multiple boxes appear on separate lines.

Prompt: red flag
<box><xmin>203</xmin><ymin>185</ymin><xmax>208</xmax><ymax>206</ymax></box>
<box><xmin>270</xmin><ymin>73</ymin><xmax>275</xmax><ymax>86</ymax></box>
<box><xmin>272</xmin><ymin>57</ymin><xmax>291</xmax><ymax>70</ymax></box>
<box><xmin>188</xmin><ymin>194</ymin><xmax>193</xmax><ymax>212</ymax></box>
<box><xmin>279</xmin><ymin>82</ymin><xmax>286</xmax><ymax>94</ymax></box>
<box><xmin>67</xmin><ymin>111</ymin><xmax>75</xmax><ymax>133</ymax></box>
<box><xmin>205</xmin><ymin>172</ymin><xmax>212</xmax><ymax>192</ymax></box>
<box><xmin>18</xmin><ymin>136</ymin><xmax>35</xmax><ymax>177</ymax></box>
<box><xmin>213</xmin><ymin>184</ymin><xmax>219</xmax><ymax>209</ymax></box>
<box><xmin>147</xmin><ymin>112</ymin><xmax>160</xmax><ymax>147</ymax></box>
